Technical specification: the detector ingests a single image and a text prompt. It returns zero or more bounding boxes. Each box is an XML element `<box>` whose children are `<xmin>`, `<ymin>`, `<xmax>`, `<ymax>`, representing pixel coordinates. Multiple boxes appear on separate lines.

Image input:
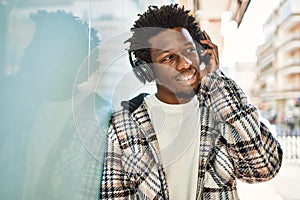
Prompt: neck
<box><xmin>155</xmin><ymin>92</ymin><xmax>194</xmax><ymax>104</ymax></box>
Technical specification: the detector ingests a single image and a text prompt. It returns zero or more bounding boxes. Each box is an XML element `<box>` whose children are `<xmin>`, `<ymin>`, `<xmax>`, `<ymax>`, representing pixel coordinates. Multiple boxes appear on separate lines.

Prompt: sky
<box><xmin>221</xmin><ymin>0</ymin><xmax>281</xmax><ymax>66</ymax></box>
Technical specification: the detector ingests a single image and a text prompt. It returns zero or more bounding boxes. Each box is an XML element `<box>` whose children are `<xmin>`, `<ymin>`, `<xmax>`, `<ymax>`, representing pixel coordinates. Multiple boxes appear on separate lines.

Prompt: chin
<box><xmin>175</xmin><ymin>90</ymin><xmax>197</xmax><ymax>99</ymax></box>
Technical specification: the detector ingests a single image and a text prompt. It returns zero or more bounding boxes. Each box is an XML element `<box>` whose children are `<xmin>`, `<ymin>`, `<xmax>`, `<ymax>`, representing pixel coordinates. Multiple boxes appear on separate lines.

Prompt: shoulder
<box><xmin>120</xmin><ymin>93</ymin><xmax>149</xmax><ymax>112</ymax></box>
<box><xmin>109</xmin><ymin>108</ymin><xmax>132</xmax><ymax>127</ymax></box>
<box><xmin>108</xmin><ymin>93</ymin><xmax>150</xmax><ymax>136</ymax></box>
<box><xmin>108</xmin><ymin>95</ymin><xmax>153</xmax><ymax>153</ymax></box>
<box><xmin>110</xmin><ymin>93</ymin><xmax>149</xmax><ymax>121</ymax></box>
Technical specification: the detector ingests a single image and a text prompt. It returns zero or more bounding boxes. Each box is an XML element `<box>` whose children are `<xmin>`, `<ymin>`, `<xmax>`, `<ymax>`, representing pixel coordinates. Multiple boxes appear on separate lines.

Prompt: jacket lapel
<box><xmin>196</xmin><ymin>95</ymin><xmax>218</xmax><ymax>196</ymax></box>
<box><xmin>130</xmin><ymin>102</ymin><xmax>169</xmax><ymax>199</ymax></box>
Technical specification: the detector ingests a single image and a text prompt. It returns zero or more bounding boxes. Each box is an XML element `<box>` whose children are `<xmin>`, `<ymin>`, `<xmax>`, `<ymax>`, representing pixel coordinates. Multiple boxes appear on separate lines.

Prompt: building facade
<box><xmin>255</xmin><ymin>0</ymin><xmax>300</xmax><ymax>124</ymax></box>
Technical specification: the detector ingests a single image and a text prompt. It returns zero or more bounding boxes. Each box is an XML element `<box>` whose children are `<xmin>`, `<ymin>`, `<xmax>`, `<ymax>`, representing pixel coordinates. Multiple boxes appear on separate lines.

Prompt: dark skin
<box><xmin>149</xmin><ymin>27</ymin><xmax>219</xmax><ymax>104</ymax></box>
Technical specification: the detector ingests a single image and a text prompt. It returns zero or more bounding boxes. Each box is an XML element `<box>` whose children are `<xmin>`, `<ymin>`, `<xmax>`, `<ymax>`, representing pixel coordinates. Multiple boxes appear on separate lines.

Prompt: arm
<box><xmin>201</xmin><ymin>70</ymin><xmax>283</xmax><ymax>183</ymax></box>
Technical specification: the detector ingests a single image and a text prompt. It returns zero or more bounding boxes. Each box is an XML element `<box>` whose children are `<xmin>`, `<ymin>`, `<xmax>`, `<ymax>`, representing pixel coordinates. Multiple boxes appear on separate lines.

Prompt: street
<box><xmin>238</xmin><ymin>159</ymin><xmax>300</xmax><ymax>200</ymax></box>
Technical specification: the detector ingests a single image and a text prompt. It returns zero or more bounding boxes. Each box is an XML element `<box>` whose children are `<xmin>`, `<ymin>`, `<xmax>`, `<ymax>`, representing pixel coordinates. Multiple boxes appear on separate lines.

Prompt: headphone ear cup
<box><xmin>128</xmin><ymin>51</ymin><xmax>155</xmax><ymax>84</ymax></box>
<box><xmin>132</xmin><ymin>59</ymin><xmax>155</xmax><ymax>84</ymax></box>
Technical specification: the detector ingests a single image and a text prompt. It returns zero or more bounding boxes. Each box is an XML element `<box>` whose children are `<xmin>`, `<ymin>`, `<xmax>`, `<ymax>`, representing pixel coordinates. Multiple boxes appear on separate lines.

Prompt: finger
<box><xmin>199</xmin><ymin>37</ymin><xmax>217</xmax><ymax>51</ymax></box>
<box><xmin>201</xmin><ymin>40</ymin><xmax>219</xmax><ymax>62</ymax></box>
<box><xmin>199</xmin><ymin>39</ymin><xmax>214</xmax><ymax>50</ymax></box>
<box><xmin>201</xmin><ymin>48</ymin><xmax>216</xmax><ymax>63</ymax></box>
<box><xmin>203</xmin><ymin>31</ymin><xmax>212</xmax><ymax>41</ymax></box>
<box><xmin>201</xmin><ymin>31</ymin><xmax>219</xmax><ymax>56</ymax></box>
<box><xmin>213</xmin><ymin>44</ymin><xmax>219</xmax><ymax>60</ymax></box>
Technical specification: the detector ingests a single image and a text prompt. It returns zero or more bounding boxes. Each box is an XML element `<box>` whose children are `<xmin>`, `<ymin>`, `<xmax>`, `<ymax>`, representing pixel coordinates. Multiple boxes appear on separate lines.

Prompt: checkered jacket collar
<box><xmin>130</xmin><ymin>101</ymin><xmax>165</xmax><ymax>167</ymax></box>
<box><xmin>128</xmin><ymin>102</ymin><xmax>169</xmax><ymax>198</ymax></box>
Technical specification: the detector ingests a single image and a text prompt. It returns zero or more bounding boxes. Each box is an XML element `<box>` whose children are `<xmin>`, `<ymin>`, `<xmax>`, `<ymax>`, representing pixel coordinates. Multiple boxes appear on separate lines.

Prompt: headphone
<box><xmin>128</xmin><ymin>51</ymin><xmax>155</xmax><ymax>84</ymax></box>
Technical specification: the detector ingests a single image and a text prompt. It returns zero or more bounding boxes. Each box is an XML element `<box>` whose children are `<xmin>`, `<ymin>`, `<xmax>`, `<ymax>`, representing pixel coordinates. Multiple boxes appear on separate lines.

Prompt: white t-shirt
<box><xmin>144</xmin><ymin>94</ymin><xmax>200</xmax><ymax>200</ymax></box>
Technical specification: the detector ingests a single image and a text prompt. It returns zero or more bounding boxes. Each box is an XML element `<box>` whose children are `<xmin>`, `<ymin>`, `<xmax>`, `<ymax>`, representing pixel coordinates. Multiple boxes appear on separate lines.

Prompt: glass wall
<box><xmin>0</xmin><ymin>0</ymin><xmax>172</xmax><ymax>199</ymax></box>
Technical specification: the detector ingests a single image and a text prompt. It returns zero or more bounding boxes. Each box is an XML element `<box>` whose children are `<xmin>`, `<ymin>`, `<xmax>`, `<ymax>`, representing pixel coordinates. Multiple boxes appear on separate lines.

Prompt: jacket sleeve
<box><xmin>200</xmin><ymin>69</ymin><xmax>283</xmax><ymax>183</ymax></box>
<box><xmin>99</xmin><ymin>122</ymin><xmax>137</xmax><ymax>199</ymax></box>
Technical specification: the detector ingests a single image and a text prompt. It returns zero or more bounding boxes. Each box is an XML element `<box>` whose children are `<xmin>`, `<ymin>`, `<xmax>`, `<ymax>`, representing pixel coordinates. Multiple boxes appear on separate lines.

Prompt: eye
<box><xmin>186</xmin><ymin>47</ymin><xmax>196</xmax><ymax>53</ymax></box>
<box><xmin>161</xmin><ymin>54</ymin><xmax>175</xmax><ymax>63</ymax></box>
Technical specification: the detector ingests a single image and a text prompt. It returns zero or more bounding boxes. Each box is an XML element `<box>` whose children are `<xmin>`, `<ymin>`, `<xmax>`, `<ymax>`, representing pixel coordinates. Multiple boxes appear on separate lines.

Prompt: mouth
<box><xmin>176</xmin><ymin>68</ymin><xmax>198</xmax><ymax>85</ymax></box>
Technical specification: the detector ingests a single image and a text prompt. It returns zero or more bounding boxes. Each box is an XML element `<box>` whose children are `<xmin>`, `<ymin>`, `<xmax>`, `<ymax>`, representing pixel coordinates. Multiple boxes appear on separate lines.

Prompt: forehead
<box><xmin>148</xmin><ymin>27</ymin><xmax>195</xmax><ymax>50</ymax></box>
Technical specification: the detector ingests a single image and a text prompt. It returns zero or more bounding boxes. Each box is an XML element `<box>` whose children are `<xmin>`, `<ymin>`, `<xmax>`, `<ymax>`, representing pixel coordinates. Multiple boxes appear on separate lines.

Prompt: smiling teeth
<box><xmin>182</xmin><ymin>74</ymin><xmax>193</xmax><ymax>81</ymax></box>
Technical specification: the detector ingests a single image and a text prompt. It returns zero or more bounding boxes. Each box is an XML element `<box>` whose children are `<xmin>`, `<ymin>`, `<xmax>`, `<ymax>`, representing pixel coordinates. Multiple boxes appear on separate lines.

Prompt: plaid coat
<box><xmin>100</xmin><ymin>70</ymin><xmax>283</xmax><ymax>199</ymax></box>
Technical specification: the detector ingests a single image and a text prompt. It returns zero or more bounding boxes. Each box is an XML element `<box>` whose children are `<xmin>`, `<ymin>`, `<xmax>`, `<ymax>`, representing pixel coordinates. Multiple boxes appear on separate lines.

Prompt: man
<box><xmin>100</xmin><ymin>4</ymin><xmax>282</xmax><ymax>199</ymax></box>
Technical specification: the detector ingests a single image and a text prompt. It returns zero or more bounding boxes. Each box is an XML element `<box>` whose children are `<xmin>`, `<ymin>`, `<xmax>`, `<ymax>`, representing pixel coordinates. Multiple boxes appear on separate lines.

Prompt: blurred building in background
<box><xmin>255</xmin><ymin>0</ymin><xmax>300</xmax><ymax>125</ymax></box>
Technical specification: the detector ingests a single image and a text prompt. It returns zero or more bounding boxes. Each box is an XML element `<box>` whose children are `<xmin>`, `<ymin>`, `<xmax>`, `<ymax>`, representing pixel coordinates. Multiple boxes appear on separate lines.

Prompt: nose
<box><xmin>177</xmin><ymin>55</ymin><xmax>192</xmax><ymax>70</ymax></box>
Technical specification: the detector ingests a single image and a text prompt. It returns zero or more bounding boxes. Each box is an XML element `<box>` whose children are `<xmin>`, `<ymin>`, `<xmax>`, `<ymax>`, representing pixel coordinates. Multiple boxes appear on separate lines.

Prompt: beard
<box><xmin>175</xmin><ymin>85</ymin><xmax>198</xmax><ymax>99</ymax></box>
<box><xmin>160</xmin><ymin>80</ymin><xmax>200</xmax><ymax>102</ymax></box>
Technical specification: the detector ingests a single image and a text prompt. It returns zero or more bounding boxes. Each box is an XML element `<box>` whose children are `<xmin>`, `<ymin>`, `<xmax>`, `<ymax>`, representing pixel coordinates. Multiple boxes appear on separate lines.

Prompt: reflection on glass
<box><xmin>0</xmin><ymin>0</ymin><xmax>174</xmax><ymax>199</ymax></box>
